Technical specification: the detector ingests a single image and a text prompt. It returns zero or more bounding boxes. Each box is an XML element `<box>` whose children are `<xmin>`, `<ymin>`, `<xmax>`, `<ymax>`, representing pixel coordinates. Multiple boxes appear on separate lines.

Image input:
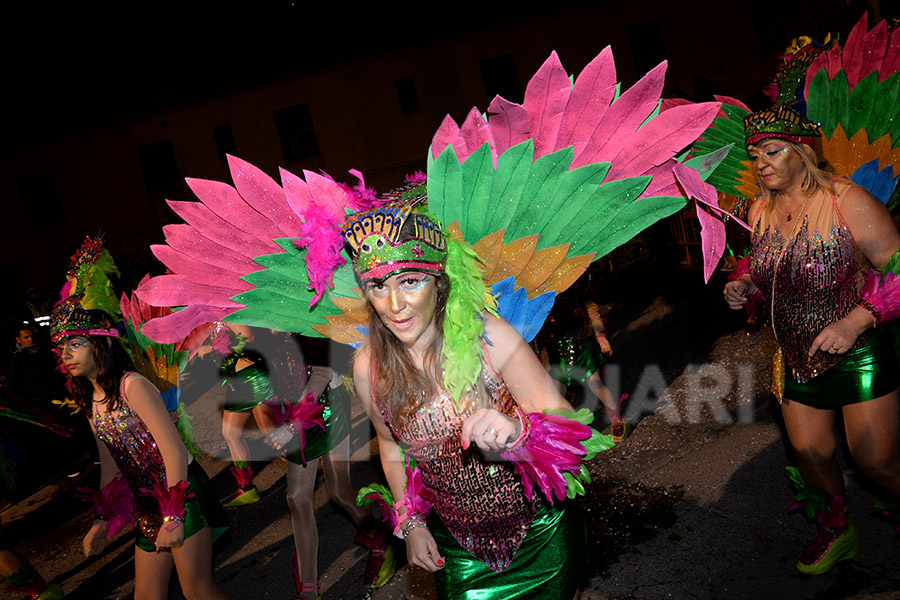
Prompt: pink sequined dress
<box><xmin>374</xmin><ymin>372</ymin><xmax>542</xmax><ymax>572</ymax></box>
<box><xmin>748</xmin><ymin>185</ymin><xmax>870</xmax><ymax>383</ymax></box>
<box><xmin>90</xmin><ymin>373</ymin><xmax>168</xmax><ymax>544</ymax></box>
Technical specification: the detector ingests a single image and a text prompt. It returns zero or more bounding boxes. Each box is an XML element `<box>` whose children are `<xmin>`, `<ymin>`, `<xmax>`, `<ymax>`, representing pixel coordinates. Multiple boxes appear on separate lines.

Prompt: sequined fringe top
<box><xmin>375</xmin><ymin>373</ymin><xmax>542</xmax><ymax>572</ymax></box>
<box><xmin>749</xmin><ymin>191</ymin><xmax>868</xmax><ymax>383</ymax></box>
<box><xmin>91</xmin><ymin>373</ymin><xmax>168</xmax><ymax>543</ymax></box>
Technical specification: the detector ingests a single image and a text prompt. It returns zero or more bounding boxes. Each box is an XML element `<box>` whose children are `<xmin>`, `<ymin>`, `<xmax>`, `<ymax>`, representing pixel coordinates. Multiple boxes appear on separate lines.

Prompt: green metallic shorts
<box><xmin>785</xmin><ymin>327</ymin><xmax>899</xmax><ymax>410</ymax></box>
<box><xmin>430</xmin><ymin>501</ymin><xmax>587</xmax><ymax>600</ymax></box>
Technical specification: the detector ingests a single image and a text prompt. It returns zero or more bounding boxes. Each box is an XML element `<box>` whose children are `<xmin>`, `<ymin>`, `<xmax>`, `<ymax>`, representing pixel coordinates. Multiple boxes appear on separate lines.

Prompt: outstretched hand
<box><xmin>460</xmin><ymin>408</ymin><xmax>522</xmax><ymax>452</ymax></box>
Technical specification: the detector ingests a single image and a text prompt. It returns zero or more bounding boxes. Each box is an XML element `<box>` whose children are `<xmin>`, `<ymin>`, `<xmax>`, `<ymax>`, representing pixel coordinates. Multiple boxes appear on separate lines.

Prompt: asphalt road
<box><xmin>5</xmin><ymin>261</ymin><xmax>900</xmax><ymax>600</ymax></box>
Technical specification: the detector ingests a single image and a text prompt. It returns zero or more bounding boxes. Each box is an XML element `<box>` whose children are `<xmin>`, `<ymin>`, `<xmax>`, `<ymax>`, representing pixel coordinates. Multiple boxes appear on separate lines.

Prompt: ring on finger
<box><xmin>488</xmin><ymin>428</ymin><xmax>497</xmax><ymax>436</ymax></box>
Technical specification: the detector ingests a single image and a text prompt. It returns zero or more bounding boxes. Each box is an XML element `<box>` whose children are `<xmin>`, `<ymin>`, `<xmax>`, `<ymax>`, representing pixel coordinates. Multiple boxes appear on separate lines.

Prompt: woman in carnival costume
<box><xmin>133</xmin><ymin>48</ymin><xmax>722</xmax><ymax>597</ymax></box>
<box><xmin>52</xmin><ymin>296</ymin><xmax>229</xmax><ymax>600</ymax></box>
<box><xmin>203</xmin><ymin>322</ymin><xmax>278</xmax><ymax>507</ymax></box>
<box><xmin>722</xmin><ymin>20</ymin><xmax>900</xmax><ymax>573</ymax></box>
<box><xmin>348</xmin><ymin>189</ymin><xmax>606</xmax><ymax>598</ymax></box>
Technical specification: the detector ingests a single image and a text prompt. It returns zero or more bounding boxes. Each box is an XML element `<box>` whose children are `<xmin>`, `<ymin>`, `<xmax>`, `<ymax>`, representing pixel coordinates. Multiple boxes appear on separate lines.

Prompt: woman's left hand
<box><xmin>808</xmin><ymin>316</ymin><xmax>865</xmax><ymax>356</ymax></box>
<box><xmin>265</xmin><ymin>424</ymin><xmax>294</xmax><ymax>451</ymax></box>
<box><xmin>461</xmin><ymin>408</ymin><xmax>522</xmax><ymax>452</ymax></box>
<box><xmin>155</xmin><ymin>521</ymin><xmax>185</xmax><ymax>551</ymax></box>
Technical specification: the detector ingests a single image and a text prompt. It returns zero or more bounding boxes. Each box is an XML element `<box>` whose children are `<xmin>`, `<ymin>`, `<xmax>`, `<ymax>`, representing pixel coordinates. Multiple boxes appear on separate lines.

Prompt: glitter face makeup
<box><xmin>58</xmin><ymin>336</ymin><xmax>97</xmax><ymax>379</ymax></box>
<box><xmin>747</xmin><ymin>140</ymin><xmax>805</xmax><ymax>191</ymax></box>
<box><xmin>366</xmin><ymin>272</ymin><xmax>439</xmax><ymax>350</ymax></box>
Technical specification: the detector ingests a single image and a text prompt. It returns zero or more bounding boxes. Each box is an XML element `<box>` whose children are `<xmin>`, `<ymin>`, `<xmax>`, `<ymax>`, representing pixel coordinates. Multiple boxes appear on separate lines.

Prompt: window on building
<box><xmin>480</xmin><ymin>54</ymin><xmax>522</xmax><ymax>104</ymax></box>
<box><xmin>137</xmin><ymin>139</ymin><xmax>181</xmax><ymax>196</ymax></box>
<box><xmin>274</xmin><ymin>103</ymin><xmax>320</xmax><ymax>162</ymax></box>
<box><xmin>19</xmin><ymin>171</ymin><xmax>63</xmax><ymax>228</ymax></box>
<box><xmin>396</xmin><ymin>77</ymin><xmax>421</xmax><ymax>112</ymax></box>
<box><xmin>213</xmin><ymin>123</ymin><xmax>237</xmax><ymax>158</ymax></box>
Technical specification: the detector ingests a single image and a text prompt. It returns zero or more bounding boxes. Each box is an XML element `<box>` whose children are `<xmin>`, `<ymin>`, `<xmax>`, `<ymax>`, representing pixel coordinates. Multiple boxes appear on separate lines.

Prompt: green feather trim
<box><xmin>80</xmin><ymin>249</ymin><xmax>121</xmax><ymax>319</ymax></box>
<box><xmin>785</xmin><ymin>466</ymin><xmax>833</xmax><ymax>518</ymax></box>
<box><xmin>175</xmin><ymin>404</ymin><xmax>200</xmax><ymax>459</ymax></box>
<box><xmin>356</xmin><ymin>483</ymin><xmax>394</xmax><ymax>507</ymax></box>
<box><xmin>441</xmin><ymin>235</ymin><xmax>495</xmax><ymax>406</ymax></box>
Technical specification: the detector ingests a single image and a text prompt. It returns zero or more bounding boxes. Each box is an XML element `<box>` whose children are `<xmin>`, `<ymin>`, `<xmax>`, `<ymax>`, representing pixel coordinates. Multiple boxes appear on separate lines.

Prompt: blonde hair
<box><xmin>755</xmin><ymin>139</ymin><xmax>835</xmax><ymax>210</ymax></box>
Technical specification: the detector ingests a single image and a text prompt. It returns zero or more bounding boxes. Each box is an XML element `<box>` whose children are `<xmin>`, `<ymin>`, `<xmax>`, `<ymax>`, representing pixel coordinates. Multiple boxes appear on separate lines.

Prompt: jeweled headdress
<box><xmin>744</xmin><ymin>104</ymin><xmax>822</xmax><ymax>147</ymax></box>
<box><xmin>342</xmin><ymin>182</ymin><xmax>447</xmax><ymax>281</ymax></box>
<box><xmin>50</xmin><ymin>295</ymin><xmax>119</xmax><ymax>343</ymax></box>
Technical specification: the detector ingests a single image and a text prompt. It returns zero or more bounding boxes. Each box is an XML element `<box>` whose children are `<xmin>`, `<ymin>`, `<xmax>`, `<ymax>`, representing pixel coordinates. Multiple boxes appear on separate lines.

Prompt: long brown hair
<box><xmin>364</xmin><ymin>272</ymin><xmax>450</xmax><ymax>423</ymax></box>
<box><xmin>67</xmin><ymin>333</ymin><xmax>135</xmax><ymax>414</ymax></box>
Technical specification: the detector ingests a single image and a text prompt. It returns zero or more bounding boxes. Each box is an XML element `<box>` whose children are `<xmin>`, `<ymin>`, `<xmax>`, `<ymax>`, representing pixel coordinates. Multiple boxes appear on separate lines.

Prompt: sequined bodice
<box><xmin>375</xmin><ymin>372</ymin><xmax>541</xmax><ymax>572</ymax></box>
<box><xmin>749</xmin><ymin>202</ymin><xmax>864</xmax><ymax>383</ymax></box>
<box><xmin>90</xmin><ymin>373</ymin><xmax>167</xmax><ymax>542</ymax></box>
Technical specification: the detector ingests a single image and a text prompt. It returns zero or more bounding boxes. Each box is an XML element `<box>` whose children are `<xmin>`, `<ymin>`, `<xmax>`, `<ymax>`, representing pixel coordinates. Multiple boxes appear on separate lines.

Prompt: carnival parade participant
<box><xmin>206</xmin><ymin>323</ymin><xmax>277</xmax><ymax>507</ymax></box>
<box><xmin>52</xmin><ymin>297</ymin><xmax>229</xmax><ymax>600</ymax></box>
<box><xmin>348</xmin><ymin>196</ymin><xmax>605</xmax><ymax>599</ymax></box>
<box><xmin>266</xmin><ymin>358</ymin><xmax>396</xmax><ymax>599</ymax></box>
<box><xmin>724</xmin><ymin>104</ymin><xmax>900</xmax><ymax>574</ymax></box>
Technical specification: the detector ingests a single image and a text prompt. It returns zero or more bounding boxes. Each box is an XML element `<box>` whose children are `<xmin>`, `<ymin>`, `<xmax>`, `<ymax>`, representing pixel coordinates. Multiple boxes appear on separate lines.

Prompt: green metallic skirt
<box><xmin>136</xmin><ymin>460</ymin><xmax>229</xmax><ymax>552</ymax></box>
<box><xmin>284</xmin><ymin>383</ymin><xmax>351</xmax><ymax>466</ymax></box>
<box><xmin>430</xmin><ymin>501</ymin><xmax>587</xmax><ymax>600</ymax></box>
<box><xmin>222</xmin><ymin>364</ymin><xmax>274</xmax><ymax>413</ymax></box>
<box><xmin>785</xmin><ymin>328</ymin><xmax>899</xmax><ymax>409</ymax></box>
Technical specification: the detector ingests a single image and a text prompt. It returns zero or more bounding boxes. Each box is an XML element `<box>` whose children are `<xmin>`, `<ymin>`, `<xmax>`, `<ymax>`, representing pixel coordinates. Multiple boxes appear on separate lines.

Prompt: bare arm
<box><xmin>353</xmin><ymin>348</ymin><xmax>444</xmax><ymax>572</ymax></box>
<box><xmin>84</xmin><ymin>422</ymin><xmax>120</xmax><ymax>556</ymax></box>
<box><xmin>122</xmin><ymin>375</ymin><xmax>189</xmax><ymax>549</ymax></box>
<box><xmin>808</xmin><ymin>184</ymin><xmax>900</xmax><ymax>356</ymax></box>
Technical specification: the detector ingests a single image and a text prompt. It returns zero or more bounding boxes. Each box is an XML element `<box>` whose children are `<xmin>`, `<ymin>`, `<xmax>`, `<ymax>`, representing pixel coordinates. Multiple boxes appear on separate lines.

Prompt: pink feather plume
<box><xmin>500</xmin><ymin>412</ymin><xmax>592</xmax><ymax>504</ymax></box>
<box><xmin>76</xmin><ymin>476</ymin><xmax>136</xmax><ymax>540</ymax></box>
<box><xmin>402</xmin><ymin>457</ymin><xmax>434</xmax><ymax>519</ymax></box>
<box><xmin>139</xmin><ymin>477</ymin><xmax>194</xmax><ymax>531</ymax></box>
<box><xmin>860</xmin><ymin>269</ymin><xmax>900</xmax><ymax>323</ymax></box>
<box><xmin>265</xmin><ymin>392</ymin><xmax>326</xmax><ymax>466</ymax></box>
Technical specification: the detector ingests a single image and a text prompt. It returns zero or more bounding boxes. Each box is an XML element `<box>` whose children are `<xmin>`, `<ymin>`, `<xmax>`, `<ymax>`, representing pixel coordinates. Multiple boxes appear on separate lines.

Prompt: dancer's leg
<box><xmin>133</xmin><ymin>545</ymin><xmax>175</xmax><ymax>600</ymax></box>
<box><xmin>286</xmin><ymin>457</ymin><xmax>321</xmax><ymax>600</ymax></box>
<box><xmin>844</xmin><ymin>390</ymin><xmax>900</xmax><ymax>504</ymax></box>
<box><xmin>172</xmin><ymin>528</ymin><xmax>229</xmax><ymax>600</ymax></box>
<box><xmin>221</xmin><ymin>410</ymin><xmax>252</xmax><ymax>463</ymax></box>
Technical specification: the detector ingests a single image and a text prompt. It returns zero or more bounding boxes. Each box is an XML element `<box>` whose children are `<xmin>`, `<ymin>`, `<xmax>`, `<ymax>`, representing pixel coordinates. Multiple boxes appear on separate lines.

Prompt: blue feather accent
<box><xmin>490</xmin><ymin>277</ymin><xmax>556</xmax><ymax>342</ymax></box>
<box><xmin>350</xmin><ymin>325</ymin><xmax>370</xmax><ymax>348</ymax></box>
<box><xmin>851</xmin><ymin>159</ymin><xmax>899</xmax><ymax>205</ymax></box>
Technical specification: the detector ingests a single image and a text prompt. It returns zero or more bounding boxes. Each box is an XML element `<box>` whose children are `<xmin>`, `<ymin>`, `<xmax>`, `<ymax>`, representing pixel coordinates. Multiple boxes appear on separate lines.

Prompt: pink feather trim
<box><xmin>139</xmin><ymin>477</ymin><xmax>194</xmax><ymax>531</ymax></box>
<box><xmin>230</xmin><ymin>464</ymin><xmax>254</xmax><ymax>488</ymax></box>
<box><xmin>402</xmin><ymin>457</ymin><xmax>434</xmax><ymax>519</ymax></box>
<box><xmin>815</xmin><ymin>495</ymin><xmax>849</xmax><ymax>531</ymax></box>
<box><xmin>362</xmin><ymin>492</ymin><xmax>399</xmax><ymax>531</ymax></box>
<box><xmin>76</xmin><ymin>476</ymin><xmax>136</xmax><ymax>540</ymax></box>
<box><xmin>500</xmin><ymin>412</ymin><xmax>592</xmax><ymax>504</ymax></box>
<box><xmin>265</xmin><ymin>392</ymin><xmax>326</xmax><ymax>466</ymax></box>
<box><xmin>860</xmin><ymin>269</ymin><xmax>900</xmax><ymax>325</ymax></box>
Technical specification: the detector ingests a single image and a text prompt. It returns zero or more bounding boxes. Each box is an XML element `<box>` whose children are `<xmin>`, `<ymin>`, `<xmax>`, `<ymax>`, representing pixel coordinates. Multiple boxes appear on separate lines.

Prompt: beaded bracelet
<box><xmin>858</xmin><ymin>299</ymin><xmax>882</xmax><ymax>328</ymax></box>
<box><xmin>401</xmin><ymin>517</ymin><xmax>428</xmax><ymax>539</ymax></box>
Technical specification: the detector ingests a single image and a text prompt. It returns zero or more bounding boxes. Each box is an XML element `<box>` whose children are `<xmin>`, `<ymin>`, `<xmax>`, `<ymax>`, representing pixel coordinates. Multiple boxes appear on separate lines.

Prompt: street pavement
<box><xmin>4</xmin><ymin>262</ymin><xmax>900</xmax><ymax>599</ymax></box>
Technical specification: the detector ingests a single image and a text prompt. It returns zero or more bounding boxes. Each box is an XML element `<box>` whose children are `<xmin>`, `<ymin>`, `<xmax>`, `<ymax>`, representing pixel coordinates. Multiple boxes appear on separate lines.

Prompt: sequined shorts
<box><xmin>784</xmin><ymin>327</ymin><xmax>898</xmax><ymax>409</ymax></box>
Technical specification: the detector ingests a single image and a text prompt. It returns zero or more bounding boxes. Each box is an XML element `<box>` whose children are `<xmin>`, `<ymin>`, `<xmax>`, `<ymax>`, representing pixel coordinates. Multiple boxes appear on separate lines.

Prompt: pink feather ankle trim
<box><xmin>500</xmin><ymin>412</ymin><xmax>592</xmax><ymax>504</ymax></box>
<box><xmin>266</xmin><ymin>392</ymin><xmax>326</xmax><ymax>466</ymax></box>
<box><xmin>139</xmin><ymin>477</ymin><xmax>194</xmax><ymax>531</ymax></box>
<box><xmin>76</xmin><ymin>476</ymin><xmax>135</xmax><ymax>540</ymax></box>
<box><xmin>859</xmin><ymin>269</ymin><xmax>900</xmax><ymax>326</ymax></box>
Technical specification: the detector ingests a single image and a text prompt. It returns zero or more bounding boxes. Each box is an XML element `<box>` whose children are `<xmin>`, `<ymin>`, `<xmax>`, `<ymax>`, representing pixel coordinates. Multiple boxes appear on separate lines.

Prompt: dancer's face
<box><xmin>747</xmin><ymin>139</ymin><xmax>806</xmax><ymax>191</ymax></box>
<box><xmin>57</xmin><ymin>336</ymin><xmax>98</xmax><ymax>379</ymax></box>
<box><xmin>365</xmin><ymin>271</ymin><xmax>439</xmax><ymax>351</ymax></box>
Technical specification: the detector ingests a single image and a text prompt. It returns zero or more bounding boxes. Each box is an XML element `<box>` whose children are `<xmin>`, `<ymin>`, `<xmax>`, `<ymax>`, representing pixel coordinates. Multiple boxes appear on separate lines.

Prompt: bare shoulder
<box><xmin>835</xmin><ymin>180</ymin><xmax>900</xmax><ymax>267</ymax></box>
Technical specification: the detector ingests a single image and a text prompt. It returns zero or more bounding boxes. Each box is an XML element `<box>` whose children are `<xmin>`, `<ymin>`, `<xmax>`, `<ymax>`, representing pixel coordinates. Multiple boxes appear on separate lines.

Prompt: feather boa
<box><xmin>501</xmin><ymin>408</ymin><xmax>612</xmax><ymax>503</ymax></box>
<box><xmin>139</xmin><ymin>477</ymin><xmax>194</xmax><ymax>531</ymax></box>
<box><xmin>76</xmin><ymin>476</ymin><xmax>136</xmax><ymax>540</ymax></box>
<box><xmin>442</xmin><ymin>234</ymin><xmax>496</xmax><ymax>406</ymax></box>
